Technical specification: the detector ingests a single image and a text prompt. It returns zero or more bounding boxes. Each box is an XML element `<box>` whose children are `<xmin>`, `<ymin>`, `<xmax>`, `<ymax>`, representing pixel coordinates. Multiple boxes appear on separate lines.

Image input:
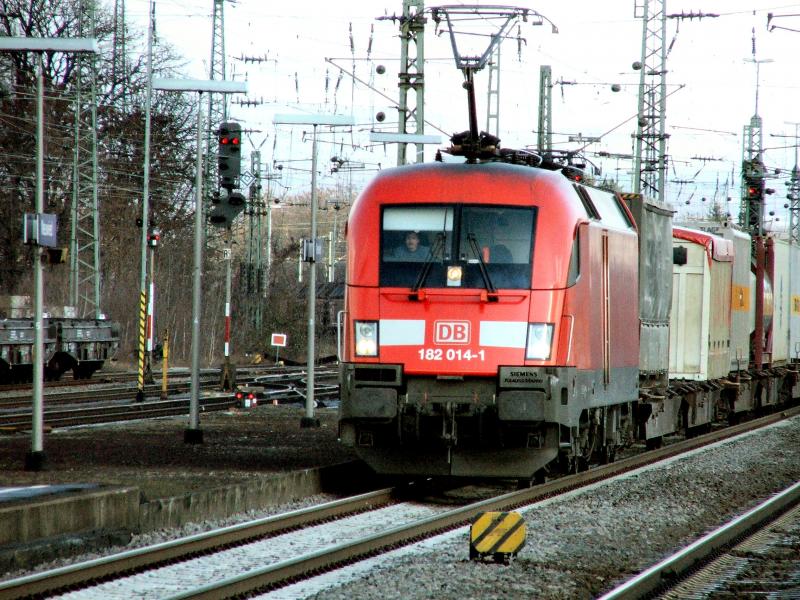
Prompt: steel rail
<box><xmin>0</xmin><ymin>377</ymin><xmax>222</xmax><ymax>409</ymax></box>
<box><xmin>0</xmin><ymin>397</ymin><xmax>240</xmax><ymax>430</ymax></box>
<box><xmin>0</xmin><ymin>383</ymin><xmax>340</xmax><ymax>430</ymax></box>
<box><xmin>597</xmin><ymin>479</ymin><xmax>800</xmax><ymax>600</ymax></box>
<box><xmin>4</xmin><ymin>406</ymin><xmax>798</xmax><ymax>599</ymax></box>
<box><xmin>0</xmin><ymin>486</ymin><xmax>394</xmax><ymax>600</ymax></box>
<box><xmin>162</xmin><ymin>406</ymin><xmax>800</xmax><ymax>599</ymax></box>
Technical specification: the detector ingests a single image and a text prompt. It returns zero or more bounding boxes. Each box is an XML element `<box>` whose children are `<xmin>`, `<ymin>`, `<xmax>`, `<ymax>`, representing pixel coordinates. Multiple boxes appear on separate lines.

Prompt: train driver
<box><xmin>393</xmin><ymin>230</ymin><xmax>429</xmax><ymax>261</ymax></box>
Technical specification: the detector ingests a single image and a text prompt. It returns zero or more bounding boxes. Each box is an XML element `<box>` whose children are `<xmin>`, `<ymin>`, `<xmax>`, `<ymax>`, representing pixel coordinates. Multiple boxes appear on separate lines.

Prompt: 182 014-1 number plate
<box><xmin>418</xmin><ymin>348</ymin><xmax>486</xmax><ymax>361</ymax></box>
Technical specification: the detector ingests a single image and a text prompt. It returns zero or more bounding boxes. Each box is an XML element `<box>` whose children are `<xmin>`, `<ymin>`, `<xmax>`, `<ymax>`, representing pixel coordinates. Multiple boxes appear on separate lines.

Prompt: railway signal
<box><xmin>745</xmin><ymin>176</ymin><xmax>764</xmax><ymax>202</ymax></box>
<box><xmin>218</xmin><ymin>121</ymin><xmax>242</xmax><ymax>190</ymax></box>
<box><xmin>208</xmin><ymin>190</ymin><xmax>246</xmax><ymax>228</ymax></box>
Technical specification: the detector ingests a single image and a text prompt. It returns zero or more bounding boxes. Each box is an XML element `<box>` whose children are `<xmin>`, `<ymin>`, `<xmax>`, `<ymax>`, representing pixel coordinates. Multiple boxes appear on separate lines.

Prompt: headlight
<box><xmin>526</xmin><ymin>323</ymin><xmax>554</xmax><ymax>360</ymax></box>
<box><xmin>446</xmin><ymin>265</ymin><xmax>463</xmax><ymax>287</ymax></box>
<box><xmin>355</xmin><ymin>320</ymin><xmax>378</xmax><ymax>357</ymax></box>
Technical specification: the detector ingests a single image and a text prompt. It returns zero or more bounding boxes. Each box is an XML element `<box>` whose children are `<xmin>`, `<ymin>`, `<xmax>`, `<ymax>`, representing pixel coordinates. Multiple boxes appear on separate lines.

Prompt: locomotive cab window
<box><xmin>380</xmin><ymin>204</ymin><xmax>535</xmax><ymax>289</ymax></box>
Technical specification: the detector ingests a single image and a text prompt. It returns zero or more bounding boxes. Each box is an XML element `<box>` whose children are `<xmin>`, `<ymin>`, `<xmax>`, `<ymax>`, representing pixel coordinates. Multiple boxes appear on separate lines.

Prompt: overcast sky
<box><xmin>124</xmin><ymin>1</ymin><xmax>800</xmax><ymax>224</ymax></box>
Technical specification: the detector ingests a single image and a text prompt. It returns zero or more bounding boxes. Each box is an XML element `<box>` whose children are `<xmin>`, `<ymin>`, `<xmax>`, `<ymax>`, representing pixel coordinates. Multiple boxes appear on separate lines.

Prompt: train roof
<box><xmin>352</xmin><ymin>161</ymin><xmax>635</xmax><ymax>233</ymax></box>
<box><xmin>674</xmin><ymin>226</ymin><xmax>734</xmax><ymax>263</ymax></box>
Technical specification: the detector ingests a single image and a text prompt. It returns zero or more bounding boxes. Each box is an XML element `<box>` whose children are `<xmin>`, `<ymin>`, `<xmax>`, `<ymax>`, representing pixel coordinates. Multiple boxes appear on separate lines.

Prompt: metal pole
<box><xmin>186</xmin><ymin>92</ymin><xmax>205</xmax><ymax>444</ymax></box>
<box><xmin>145</xmin><ymin>242</ymin><xmax>155</xmax><ymax>384</ymax></box>
<box><xmin>221</xmin><ymin>228</ymin><xmax>233</xmax><ymax>390</ymax></box>
<box><xmin>137</xmin><ymin>0</ymin><xmax>155</xmax><ymax>401</ymax></box>
<box><xmin>301</xmin><ymin>124</ymin><xmax>320</xmax><ymax>428</ymax></box>
<box><xmin>26</xmin><ymin>54</ymin><xmax>46</xmax><ymax>470</ymax></box>
<box><xmin>327</xmin><ymin>232</ymin><xmax>334</xmax><ymax>283</ymax></box>
<box><xmin>266</xmin><ymin>186</ymin><xmax>272</xmax><ymax>289</ymax></box>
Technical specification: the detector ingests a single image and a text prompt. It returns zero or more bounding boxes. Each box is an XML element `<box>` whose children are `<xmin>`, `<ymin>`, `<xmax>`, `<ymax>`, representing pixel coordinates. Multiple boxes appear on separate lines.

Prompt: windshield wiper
<box><xmin>467</xmin><ymin>234</ymin><xmax>497</xmax><ymax>294</ymax></box>
<box><xmin>411</xmin><ymin>232</ymin><xmax>446</xmax><ymax>296</ymax></box>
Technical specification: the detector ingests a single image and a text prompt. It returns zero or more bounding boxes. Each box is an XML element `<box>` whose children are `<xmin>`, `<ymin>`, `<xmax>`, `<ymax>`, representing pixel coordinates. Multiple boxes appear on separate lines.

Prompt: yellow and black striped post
<box><xmin>136</xmin><ymin>290</ymin><xmax>147</xmax><ymax>402</ymax></box>
<box><xmin>160</xmin><ymin>329</ymin><xmax>169</xmax><ymax>400</ymax></box>
<box><xmin>469</xmin><ymin>511</ymin><xmax>526</xmax><ymax>563</ymax></box>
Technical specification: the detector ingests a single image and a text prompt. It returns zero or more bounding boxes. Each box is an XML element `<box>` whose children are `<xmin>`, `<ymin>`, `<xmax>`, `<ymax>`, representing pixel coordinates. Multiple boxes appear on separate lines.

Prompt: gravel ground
<box><xmin>257</xmin><ymin>416</ymin><xmax>800</xmax><ymax>600</ymax></box>
<box><xmin>0</xmin><ymin>403</ymin><xmax>356</xmax><ymax>499</ymax></box>
<box><xmin>0</xmin><ymin>401</ymin><xmax>355</xmax><ymax>581</ymax></box>
<box><xmin>4</xmin><ymin>404</ymin><xmax>800</xmax><ymax>598</ymax></box>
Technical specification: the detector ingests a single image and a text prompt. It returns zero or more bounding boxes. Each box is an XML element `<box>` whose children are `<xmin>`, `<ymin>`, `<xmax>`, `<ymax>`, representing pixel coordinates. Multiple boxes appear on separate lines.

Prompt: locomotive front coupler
<box><xmin>440</xmin><ymin>401</ymin><xmax>458</xmax><ymax>447</ymax></box>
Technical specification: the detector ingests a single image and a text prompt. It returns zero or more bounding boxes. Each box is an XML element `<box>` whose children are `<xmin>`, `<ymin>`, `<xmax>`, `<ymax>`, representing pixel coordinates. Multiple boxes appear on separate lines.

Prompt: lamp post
<box><xmin>0</xmin><ymin>37</ymin><xmax>99</xmax><ymax>471</ymax></box>
<box><xmin>153</xmin><ymin>78</ymin><xmax>247</xmax><ymax>443</ymax></box>
<box><xmin>273</xmin><ymin>113</ymin><xmax>354</xmax><ymax>427</ymax></box>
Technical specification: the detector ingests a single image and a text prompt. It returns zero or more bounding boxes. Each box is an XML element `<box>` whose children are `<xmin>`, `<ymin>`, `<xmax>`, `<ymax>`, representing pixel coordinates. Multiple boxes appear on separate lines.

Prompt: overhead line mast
<box><xmin>386</xmin><ymin>0</ymin><xmax>426</xmax><ymax>165</ymax></box>
<box><xmin>784</xmin><ymin>123</ymin><xmax>800</xmax><ymax>244</ymax></box>
<box><xmin>632</xmin><ymin>0</ymin><xmax>668</xmax><ymax>201</ymax></box>
<box><xmin>69</xmin><ymin>0</ymin><xmax>102</xmax><ymax>319</ymax></box>
<box><xmin>206</xmin><ymin>0</ymin><xmax>228</xmax><ymax>205</ymax></box>
<box><xmin>111</xmin><ymin>0</ymin><xmax>128</xmax><ymax>110</ymax></box>
<box><xmin>632</xmin><ymin>1</ymin><xmax>717</xmax><ymax>201</ymax></box>
<box><xmin>537</xmin><ymin>65</ymin><xmax>552</xmax><ymax>156</ymax></box>
<box><xmin>739</xmin><ymin>29</ymin><xmax>772</xmax><ymax>236</ymax></box>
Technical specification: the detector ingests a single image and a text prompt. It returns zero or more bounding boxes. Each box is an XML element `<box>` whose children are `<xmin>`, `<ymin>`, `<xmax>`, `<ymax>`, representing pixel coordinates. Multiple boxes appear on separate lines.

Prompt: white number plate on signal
<box><xmin>418</xmin><ymin>348</ymin><xmax>485</xmax><ymax>361</ymax></box>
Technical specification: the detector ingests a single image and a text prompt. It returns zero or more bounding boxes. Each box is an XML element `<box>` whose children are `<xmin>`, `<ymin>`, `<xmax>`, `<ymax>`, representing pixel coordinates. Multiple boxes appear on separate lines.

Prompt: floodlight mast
<box><xmin>430</xmin><ymin>5</ymin><xmax>555</xmax><ymax>159</ymax></box>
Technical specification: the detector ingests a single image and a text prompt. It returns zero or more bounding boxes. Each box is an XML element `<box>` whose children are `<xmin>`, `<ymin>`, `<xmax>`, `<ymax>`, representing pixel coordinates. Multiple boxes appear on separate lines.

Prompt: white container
<box><xmin>669</xmin><ymin>227</ymin><xmax>734</xmax><ymax>381</ymax></box>
<box><xmin>771</xmin><ymin>237</ymin><xmax>791</xmax><ymax>364</ymax></box>
<box><xmin>790</xmin><ymin>242</ymin><xmax>800</xmax><ymax>362</ymax></box>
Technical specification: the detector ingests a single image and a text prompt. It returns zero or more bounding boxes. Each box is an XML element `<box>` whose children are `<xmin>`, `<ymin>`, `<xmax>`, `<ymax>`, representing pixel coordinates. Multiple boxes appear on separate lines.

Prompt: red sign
<box><xmin>271</xmin><ymin>333</ymin><xmax>287</xmax><ymax>347</ymax></box>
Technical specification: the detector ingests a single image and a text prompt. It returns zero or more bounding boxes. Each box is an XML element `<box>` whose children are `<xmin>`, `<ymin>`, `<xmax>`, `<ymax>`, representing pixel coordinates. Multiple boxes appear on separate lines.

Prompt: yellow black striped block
<box><xmin>469</xmin><ymin>511</ymin><xmax>526</xmax><ymax>562</ymax></box>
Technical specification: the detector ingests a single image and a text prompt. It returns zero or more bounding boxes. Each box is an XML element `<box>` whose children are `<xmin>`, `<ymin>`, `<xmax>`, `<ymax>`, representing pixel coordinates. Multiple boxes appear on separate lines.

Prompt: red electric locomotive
<box><xmin>338</xmin><ymin>161</ymin><xmax>641</xmax><ymax>481</ymax></box>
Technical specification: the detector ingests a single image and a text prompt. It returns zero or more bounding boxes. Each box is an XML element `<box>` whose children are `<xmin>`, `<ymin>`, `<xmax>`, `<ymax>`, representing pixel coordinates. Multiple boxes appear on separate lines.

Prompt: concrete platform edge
<box><xmin>0</xmin><ymin>460</ymin><xmax>368</xmax><ymax>569</ymax></box>
<box><xmin>0</xmin><ymin>486</ymin><xmax>140</xmax><ymax>547</ymax></box>
<box><xmin>139</xmin><ymin>462</ymin><xmax>358</xmax><ymax>531</ymax></box>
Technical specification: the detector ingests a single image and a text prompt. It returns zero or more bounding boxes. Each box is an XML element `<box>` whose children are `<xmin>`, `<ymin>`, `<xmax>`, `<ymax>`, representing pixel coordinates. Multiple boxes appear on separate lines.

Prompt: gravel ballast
<box><xmin>3</xmin><ymin>409</ymin><xmax>800</xmax><ymax>598</ymax></box>
<box><xmin>259</xmin><ymin>416</ymin><xmax>800</xmax><ymax>600</ymax></box>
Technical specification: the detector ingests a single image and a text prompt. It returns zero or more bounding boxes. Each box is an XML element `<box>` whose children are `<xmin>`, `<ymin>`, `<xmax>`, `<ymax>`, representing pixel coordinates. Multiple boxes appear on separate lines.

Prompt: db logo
<box><xmin>434</xmin><ymin>321</ymin><xmax>470</xmax><ymax>344</ymax></box>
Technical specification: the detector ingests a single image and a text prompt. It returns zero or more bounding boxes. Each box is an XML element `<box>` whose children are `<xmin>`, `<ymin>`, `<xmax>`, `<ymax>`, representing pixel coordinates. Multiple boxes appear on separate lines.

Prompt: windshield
<box><xmin>380</xmin><ymin>204</ymin><xmax>535</xmax><ymax>289</ymax></box>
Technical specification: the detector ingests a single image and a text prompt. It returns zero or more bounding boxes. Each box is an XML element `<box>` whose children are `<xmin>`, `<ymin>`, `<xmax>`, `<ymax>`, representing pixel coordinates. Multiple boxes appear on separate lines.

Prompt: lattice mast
<box><xmin>485</xmin><ymin>45</ymin><xmax>500</xmax><ymax>137</ymax></box>
<box><xmin>738</xmin><ymin>33</ymin><xmax>767</xmax><ymax>234</ymax></box>
<box><xmin>632</xmin><ymin>0</ymin><xmax>668</xmax><ymax>202</ymax></box>
<box><xmin>396</xmin><ymin>0</ymin><xmax>425</xmax><ymax>165</ymax></box>
<box><xmin>206</xmin><ymin>0</ymin><xmax>228</xmax><ymax>202</ymax></box>
<box><xmin>111</xmin><ymin>0</ymin><xmax>128</xmax><ymax>110</ymax></box>
<box><xmin>739</xmin><ymin>117</ymin><xmax>765</xmax><ymax>231</ymax></box>
<box><xmin>69</xmin><ymin>0</ymin><xmax>102</xmax><ymax>318</ymax></box>
<box><xmin>788</xmin><ymin>125</ymin><xmax>800</xmax><ymax>244</ymax></box>
<box><xmin>537</xmin><ymin>65</ymin><xmax>552</xmax><ymax>155</ymax></box>
<box><xmin>244</xmin><ymin>150</ymin><xmax>264</xmax><ymax>330</ymax></box>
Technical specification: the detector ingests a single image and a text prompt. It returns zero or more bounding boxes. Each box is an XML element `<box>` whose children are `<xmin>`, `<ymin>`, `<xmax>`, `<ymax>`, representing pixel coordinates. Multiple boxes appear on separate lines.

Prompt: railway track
<box><xmin>0</xmin><ymin>370</ymin><xmax>339</xmax><ymax>431</ymax></box>
<box><xmin>0</xmin><ymin>396</ymin><xmax>240</xmax><ymax>430</ymax></box>
<box><xmin>601</xmin><ymin>479</ymin><xmax>800</xmax><ymax>599</ymax></box>
<box><xmin>0</xmin><ymin>364</ymin><xmax>336</xmax><ymax>395</ymax></box>
<box><xmin>3</xmin><ymin>406</ymin><xmax>797</xmax><ymax>599</ymax></box>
